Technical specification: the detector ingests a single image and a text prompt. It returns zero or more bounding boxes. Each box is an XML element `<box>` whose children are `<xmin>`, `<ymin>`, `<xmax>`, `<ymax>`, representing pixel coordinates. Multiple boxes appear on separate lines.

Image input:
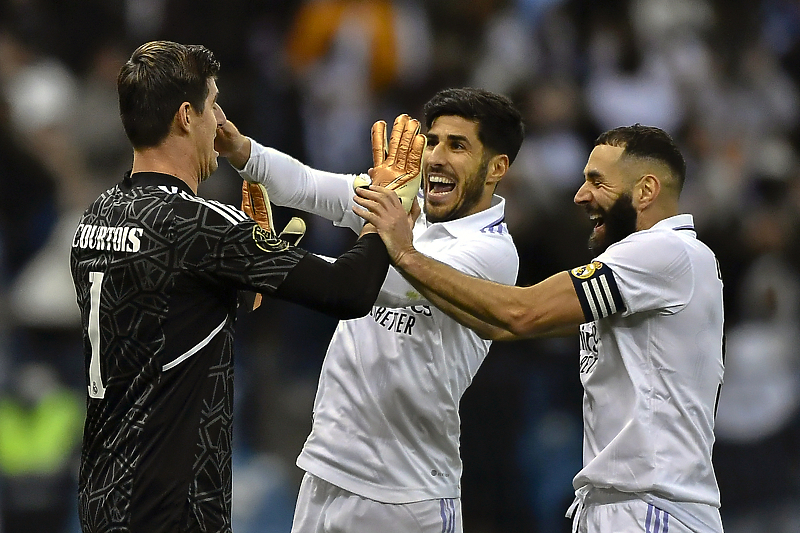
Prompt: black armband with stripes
<box><xmin>568</xmin><ymin>261</ymin><xmax>626</xmax><ymax>322</ymax></box>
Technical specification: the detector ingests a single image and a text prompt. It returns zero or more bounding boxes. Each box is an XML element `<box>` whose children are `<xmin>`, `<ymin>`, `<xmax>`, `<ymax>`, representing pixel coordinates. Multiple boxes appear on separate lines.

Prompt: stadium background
<box><xmin>0</xmin><ymin>0</ymin><xmax>799</xmax><ymax>531</ymax></box>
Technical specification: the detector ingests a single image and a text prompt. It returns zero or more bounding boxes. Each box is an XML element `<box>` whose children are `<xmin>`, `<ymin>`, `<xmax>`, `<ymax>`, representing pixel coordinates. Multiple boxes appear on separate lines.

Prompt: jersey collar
<box><xmin>650</xmin><ymin>214</ymin><xmax>696</xmax><ymax>236</ymax></box>
<box><xmin>418</xmin><ymin>194</ymin><xmax>508</xmax><ymax>238</ymax></box>
<box><xmin>123</xmin><ymin>171</ymin><xmax>196</xmax><ymax>196</ymax></box>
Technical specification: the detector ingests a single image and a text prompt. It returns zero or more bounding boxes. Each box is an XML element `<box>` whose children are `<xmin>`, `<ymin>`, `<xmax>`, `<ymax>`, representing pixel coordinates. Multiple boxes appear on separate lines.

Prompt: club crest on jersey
<box><xmin>571</xmin><ymin>261</ymin><xmax>604</xmax><ymax>280</ymax></box>
<box><xmin>252</xmin><ymin>226</ymin><xmax>289</xmax><ymax>252</ymax></box>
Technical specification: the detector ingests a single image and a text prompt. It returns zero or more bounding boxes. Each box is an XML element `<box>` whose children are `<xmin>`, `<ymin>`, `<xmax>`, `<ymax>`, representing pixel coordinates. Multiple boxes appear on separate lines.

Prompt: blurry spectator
<box><xmin>70</xmin><ymin>40</ymin><xmax>131</xmax><ymax>190</ymax></box>
<box><xmin>509</xmin><ymin>77</ymin><xmax>588</xmax><ymax>218</ymax></box>
<box><xmin>584</xmin><ymin>13</ymin><xmax>685</xmax><ymax>133</ymax></box>
<box><xmin>124</xmin><ymin>0</ymin><xmax>169</xmax><ymax>41</ymax></box>
<box><xmin>0</xmin><ymin>362</ymin><xmax>83</xmax><ymax>533</ymax></box>
<box><xmin>468</xmin><ymin>3</ymin><xmax>539</xmax><ymax>96</ymax></box>
<box><xmin>713</xmin><ymin>194</ymin><xmax>800</xmax><ymax>532</ymax></box>
<box><xmin>0</xmin><ymin>27</ymin><xmax>87</xmax><ymax>212</ymax></box>
<box><xmin>0</xmin><ymin>28</ymin><xmax>89</xmax><ymax>330</ymax></box>
<box><xmin>0</xmin><ymin>95</ymin><xmax>58</xmax><ymax>284</ymax></box>
<box><xmin>286</xmin><ymin>0</ymin><xmax>430</xmax><ymax>173</ymax></box>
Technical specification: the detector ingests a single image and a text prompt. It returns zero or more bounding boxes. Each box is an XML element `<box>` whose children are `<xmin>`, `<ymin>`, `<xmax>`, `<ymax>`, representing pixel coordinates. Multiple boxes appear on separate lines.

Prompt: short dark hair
<box><xmin>117</xmin><ymin>41</ymin><xmax>220</xmax><ymax>148</ymax></box>
<box><xmin>595</xmin><ymin>124</ymin><xmax>686</xmax><ymax>190</ymax></box>
<box><xmin>423</xmin><ymin>87</ymin><xmax>525</xmax><ymax>165</ymax></box>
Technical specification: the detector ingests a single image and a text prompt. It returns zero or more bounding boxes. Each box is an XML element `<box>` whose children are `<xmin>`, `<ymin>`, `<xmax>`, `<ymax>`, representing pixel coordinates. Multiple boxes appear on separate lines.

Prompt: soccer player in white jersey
<box><xmin>357</xmin><ymin>124</ymin><xmax>725</xmax><ymax>533</ymax></box>
<box><xmin>215</xmin><ymin>88</ymin><xmax>525</xmax><ymax>532</ymax></box>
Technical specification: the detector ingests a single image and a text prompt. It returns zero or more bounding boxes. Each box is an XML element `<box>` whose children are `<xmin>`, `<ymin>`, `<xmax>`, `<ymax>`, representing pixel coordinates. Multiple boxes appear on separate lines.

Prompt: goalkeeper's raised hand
<box><xmin>241</xmin><ymin>180</ymin><xmax>306</xmax><ymax>310</ymax></box>
<box><xmin>354</xmin><ymin>114</ymin><xmax>426</xmax><ymax>213</ymax></box>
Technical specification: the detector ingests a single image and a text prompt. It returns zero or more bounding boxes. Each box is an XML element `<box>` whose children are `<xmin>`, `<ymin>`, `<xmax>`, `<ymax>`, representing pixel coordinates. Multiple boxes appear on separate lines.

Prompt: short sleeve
<box><xmin>596</xmin><ymin>232</ymin><xmax>694</xmax><ymax>316</ymax></box>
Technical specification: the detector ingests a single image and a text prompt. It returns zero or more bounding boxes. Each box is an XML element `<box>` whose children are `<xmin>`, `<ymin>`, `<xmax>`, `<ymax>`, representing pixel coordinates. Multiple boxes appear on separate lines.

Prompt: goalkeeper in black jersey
<box><xmin>70</xmin><ymin>41</ymin><xmax>420</xmax><ymax>533</ymax></box>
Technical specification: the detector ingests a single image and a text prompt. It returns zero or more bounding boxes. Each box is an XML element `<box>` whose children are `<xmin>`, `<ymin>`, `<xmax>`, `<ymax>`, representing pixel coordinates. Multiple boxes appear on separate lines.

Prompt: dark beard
<box><xmin>588</xmin><ymin>193</ymin><xmax>637</xmax><ymax>256</ymax></box>
<box><xmin>426</xmin><ymin>158</ymin><xmax>489</xmax><ymax>223</ymax></box>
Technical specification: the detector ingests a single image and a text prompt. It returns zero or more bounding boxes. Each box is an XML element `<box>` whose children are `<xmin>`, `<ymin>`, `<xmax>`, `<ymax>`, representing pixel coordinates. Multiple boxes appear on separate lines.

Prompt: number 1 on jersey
<box><xmin>88</xmin><ymin>271</ymin><xmax>107</xmax><ymax>399</ymax></box>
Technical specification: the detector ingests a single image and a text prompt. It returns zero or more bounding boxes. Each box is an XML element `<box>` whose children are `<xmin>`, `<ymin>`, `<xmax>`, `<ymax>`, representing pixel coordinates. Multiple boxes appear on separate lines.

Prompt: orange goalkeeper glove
<box><xmin>241</xmin><ymin>180</ymin><xmax>306</xmax><ymax>310</ymax></box>
<box><xmin>353</xmin><ymin>114</ymin><xmax>426</xmax><ymax>213</ymax></box>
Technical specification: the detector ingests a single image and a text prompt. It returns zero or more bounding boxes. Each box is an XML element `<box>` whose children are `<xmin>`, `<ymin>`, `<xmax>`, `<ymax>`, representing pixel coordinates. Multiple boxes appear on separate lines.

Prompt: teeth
<box><xmin>428</xmin><ymin>175</ymin><xmax>454</xmax><ymax>185</ymax></box>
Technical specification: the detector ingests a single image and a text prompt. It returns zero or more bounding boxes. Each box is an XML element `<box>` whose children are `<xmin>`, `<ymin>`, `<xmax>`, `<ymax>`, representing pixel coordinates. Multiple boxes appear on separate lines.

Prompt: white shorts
<box><xmin>291</xmin><ymin>472</ymin><xmax>462</xmax><ymax>533</ymax></box>
<box><xmin>573</xmin><ymin>498</ymin><xmax>693</xmax><ymax>533</ymax></box>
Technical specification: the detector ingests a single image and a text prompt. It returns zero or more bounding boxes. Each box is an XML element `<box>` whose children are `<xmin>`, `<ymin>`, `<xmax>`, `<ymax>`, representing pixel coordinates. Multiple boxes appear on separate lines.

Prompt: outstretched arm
<box><xmin>354</xmin><ymin>186</ymin><xmax>586</xmax><ymax>338</ymax></box>
<box><xmin>216</xmin><ymin>119</ymin><xmax>362</xmax><ymax>228</ymax></box>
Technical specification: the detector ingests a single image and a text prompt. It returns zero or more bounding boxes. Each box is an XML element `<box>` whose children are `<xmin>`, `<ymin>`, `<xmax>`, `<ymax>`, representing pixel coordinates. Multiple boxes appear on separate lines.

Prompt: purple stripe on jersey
<box><xmin>663</xmin><ymin>511</ymin><xmax>669</xmax><ymax>532</ymax></box>
<box><xmin>654</xmin><ymin>508</ymin><xmax>662</xmax><ymax>533</ymax></box>
<box><xmin>480</xmin><ymin>216</ymin><xmax>506</xmax><ymax>234</ymax></box>
<box><xmin>440</xmin><ymin>499</ymin><xmax>448</xmax><ymax>533</ymax></box>
<box><xmin>645</xmin><ymin>504</ymin><xmax>654</xmax><ymax>533</ymax></box>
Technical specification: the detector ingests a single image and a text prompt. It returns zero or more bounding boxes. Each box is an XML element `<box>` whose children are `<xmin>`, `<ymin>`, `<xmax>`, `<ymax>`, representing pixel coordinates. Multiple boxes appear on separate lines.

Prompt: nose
<box><xmin>215</xmin><ymin>104</ymin><xmax>226</xmax><ymax>127</ymax></box>
<box><xmin>426</xmin><ymin>142</ymin><xmax>445</xmax><ymax>167</ymax></box>
<box><xmin>574</xmin><ymin>181</ymin><xmax>591</xmax><ymax>205</ymax></box>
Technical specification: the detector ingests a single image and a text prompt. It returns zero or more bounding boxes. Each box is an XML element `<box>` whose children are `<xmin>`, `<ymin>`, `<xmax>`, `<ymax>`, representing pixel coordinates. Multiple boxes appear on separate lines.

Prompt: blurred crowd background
<box><xmin>1</xmin><ymin>0</ymin><xmax>799</xmax><ymax>532</ymax></box>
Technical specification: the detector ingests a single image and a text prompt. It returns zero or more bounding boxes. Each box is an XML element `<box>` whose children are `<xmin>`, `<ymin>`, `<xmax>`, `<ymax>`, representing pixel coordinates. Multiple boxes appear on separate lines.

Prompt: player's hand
<box><xmin>242</xmin><ymin>180</ymin><xmax>275</xmax><ymax>234</ymax></box>
<box><xmin>241</xmin><ymin>180</ymin><xmax>274</xmax><ymax>310</ymax></box>
<box><xmin>215</xmin><ymin>120</ymin><xmax>251</xmax><ymax>170</ymax></box>
<box><xmin>352</xmin><ymin>185</ymin><xmax>416</xmax><ymax>265</ymax></box>
<box><xmin>353</xmin><ymin>114</ymin><xmax>426</xmax><ymax>213</ymax></box>
<box><xmin>241</xmin><ymin>180</ymin><xmax>307</xmax><ymax>310</ymax></box>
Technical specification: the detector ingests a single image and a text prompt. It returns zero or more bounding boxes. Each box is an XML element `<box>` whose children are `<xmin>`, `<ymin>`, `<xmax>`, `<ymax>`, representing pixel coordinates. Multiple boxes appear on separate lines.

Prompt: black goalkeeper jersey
<box><xmin>70</xmin><ymin>171</ymin><xmax>310</xmax><ymax>533</ymax></box>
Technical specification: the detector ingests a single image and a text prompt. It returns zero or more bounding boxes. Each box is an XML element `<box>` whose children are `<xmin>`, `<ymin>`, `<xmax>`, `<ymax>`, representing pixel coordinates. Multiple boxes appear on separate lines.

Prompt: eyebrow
<box><xmin>585</xmin><ymin>169</ymin><xmax>602</xmax><ymax>180</ymax></box>
<box><xmin>427</xmin><ymin>133</ymin><xmax>471</xmax><ymax>145</ymax></box>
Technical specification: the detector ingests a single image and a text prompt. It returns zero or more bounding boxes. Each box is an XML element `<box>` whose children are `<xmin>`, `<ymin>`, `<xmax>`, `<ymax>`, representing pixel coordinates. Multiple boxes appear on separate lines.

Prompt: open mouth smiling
<box><xmin>427</xmin><ymin>175</ymin><xmax>456</xmax><ymax>197</ymax></box>
<box><xmin>589</xmin><ymin>213</ymin><xmax>605</xmax><ymax>231</ymax></box>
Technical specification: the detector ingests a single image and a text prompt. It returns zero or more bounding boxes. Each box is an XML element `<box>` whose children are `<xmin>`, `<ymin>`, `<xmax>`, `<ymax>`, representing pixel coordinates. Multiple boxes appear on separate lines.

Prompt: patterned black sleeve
<box><xmin>568</xmin><ymin>260</ymin><xmax>626</xmax><ymax>322</ymax></box>
<box><xmin>274</xmin><ymin>233</ymin><xmax>390</xmax><ymax>319</ymax></box>
<box><xmin>180</xmin><ymin>199</ymin><xmax>388</xmax><ymax>318</ymax></box>
<box><xmin>176</xmin><ymin>201</ymin><xmax>307</xmax><ymax>295</ymax></box>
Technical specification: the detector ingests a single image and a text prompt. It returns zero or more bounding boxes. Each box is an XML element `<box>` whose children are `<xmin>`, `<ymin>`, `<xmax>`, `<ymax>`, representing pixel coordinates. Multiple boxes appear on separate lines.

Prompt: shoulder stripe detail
<box><xmin>569</xmin><ymin>261</ymin><xmax>625</xmax><ymax>322</ymax></box>
<box><xmin>178</xmin><ymin>192</ymin><xmax>246</xmax><ymax>225</ymax></box>
<box><xmin>480</xmin><ymin>216</ymin><xmax>507</xmax><ymax>234</ymax></box>
<box><xmin>207</xmin><ymin>200</ymin><xmax>249</xmax><ymax>223</ymax></box>
<box><xmin>673</xmin><ymin>225</ymin><xmax>694</xmax><ymax>232</ymax></box>
<box><xmin>162</xmin><ymin>316</ymin><xmax>227</xmax><ymax>371</ymax></box>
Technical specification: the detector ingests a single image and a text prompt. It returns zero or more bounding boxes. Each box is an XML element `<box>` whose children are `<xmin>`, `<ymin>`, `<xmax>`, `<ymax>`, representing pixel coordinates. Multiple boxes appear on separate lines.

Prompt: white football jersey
<box><xmin>241</xmin><ymin>141</ymin><xmax>519</xmax><ymax>503</ymax></box>
<box><xmin>568</xmin><ymin>215</ymin><xmax>724</xmax><ymax>532</ymax></box>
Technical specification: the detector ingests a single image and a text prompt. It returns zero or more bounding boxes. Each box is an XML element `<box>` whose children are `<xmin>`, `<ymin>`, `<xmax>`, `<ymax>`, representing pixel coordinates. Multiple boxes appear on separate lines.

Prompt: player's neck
<box><xmin>636</xmin><ymin>203</ymin><xmax>680</xmax><ymax>231</ymax></box>
<box><xmin>131</xmin><ymin>142</ymin><xmax>200</xmax><ymax>194</ymax></box>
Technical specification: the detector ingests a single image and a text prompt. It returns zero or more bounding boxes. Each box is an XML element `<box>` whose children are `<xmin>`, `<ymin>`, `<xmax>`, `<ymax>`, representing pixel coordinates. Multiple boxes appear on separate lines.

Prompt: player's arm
<box><xmin>354</xmin><ymin>186</ymin><xmax>589</xmax><ymax>338</ymax></box>
<box><xmin>417</xmin><ymin>288</ymin><xmax>520</xmax><ymax>340</ymax></box>
<box><xmin>215</xmin><ymin>120</ymin><xmax>367</xmax><ymax>231</ymax></box>
<box><xmin>237</xmin><ymin>125</ymin><xmax>426</xmax><ymax>318</ymax></box>
<box><xmin>272</xmin><ymin>229</ymin><xmax>389</xmax><ymax>319</ymax></box>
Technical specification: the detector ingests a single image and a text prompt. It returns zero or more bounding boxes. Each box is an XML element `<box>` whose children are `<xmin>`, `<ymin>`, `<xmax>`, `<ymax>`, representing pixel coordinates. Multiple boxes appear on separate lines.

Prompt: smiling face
<box><xmin>422</xmin><ymin>115</ymin><xmax>497</xmax><ymax>223</ymax></box>
<box><xmin>574</xmin><ymin>144</ymin><xmax>639</xmax><ymax>255</ymax></box>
